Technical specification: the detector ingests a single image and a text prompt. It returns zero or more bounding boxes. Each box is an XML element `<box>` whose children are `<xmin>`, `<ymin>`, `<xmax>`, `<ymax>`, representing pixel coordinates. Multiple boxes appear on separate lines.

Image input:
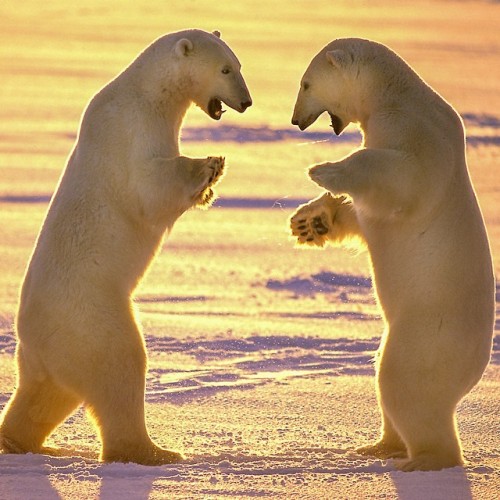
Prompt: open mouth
<box><xmin>329</xmin><ymin>113</ymin><xmax>344</xmax><ymax>136</ymax></box>
<box><xmin>208</xmin><ymin>98</ymin><xmax>226</xmax><ymax>120</ymax></box>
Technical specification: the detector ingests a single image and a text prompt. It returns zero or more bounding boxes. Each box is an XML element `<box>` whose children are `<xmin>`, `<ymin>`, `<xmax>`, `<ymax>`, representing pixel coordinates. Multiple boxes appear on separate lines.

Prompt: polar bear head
<box><xmin>292</xmin><ymin>38</ymin><xmax>393</xmax><ymax>135</ymax></box>
<box><xmin>134</xmin><ymin>30</ymin><xmax>252</xmax><ymax>120</ymax></box>
<box><xmin>172</xmin><ymin>29</ymin><xmax>252</xmax><ymax>119</ymax></box>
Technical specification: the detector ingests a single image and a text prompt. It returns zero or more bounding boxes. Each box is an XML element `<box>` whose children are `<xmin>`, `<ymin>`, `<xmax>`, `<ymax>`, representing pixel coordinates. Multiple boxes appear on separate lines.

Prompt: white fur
<box><xmin>0</xmin><ymin>29</ymin><xmax>251</xmax><ymax>465</ymax></box>
<box><xmin>290</xmin><ymin>38</ymin><xmax>495</xmax><ymax>471</ymax></box>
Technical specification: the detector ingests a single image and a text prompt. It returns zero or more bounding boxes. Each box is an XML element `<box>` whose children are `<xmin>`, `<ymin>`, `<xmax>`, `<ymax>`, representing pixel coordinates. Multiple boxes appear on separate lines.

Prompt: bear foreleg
<box><xmin>308</xmin><ymin>148</ymin><xmax>418</xmax><ymax>215</ymax></box>
<box><xmin>175</xmin><ymin>155</ymin><xmax>225</xmax><ymax>207</ymax></box>
<box><xmin>136</xmin><ymin>156</ymin><xmax>225</xmax><ymax>226</ymax></box>
<box><xmin>152</xmin><ymin>155</ymin><xmax>225</xmax><ymax>207</ymax></box>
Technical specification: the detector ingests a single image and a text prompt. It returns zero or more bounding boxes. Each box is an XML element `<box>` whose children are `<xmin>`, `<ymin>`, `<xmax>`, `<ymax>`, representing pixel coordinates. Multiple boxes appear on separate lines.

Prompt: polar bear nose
<box><xmin>240</xmin><ymin>100</ymin><xmax>252</xmax><ymax>111</ymax></box>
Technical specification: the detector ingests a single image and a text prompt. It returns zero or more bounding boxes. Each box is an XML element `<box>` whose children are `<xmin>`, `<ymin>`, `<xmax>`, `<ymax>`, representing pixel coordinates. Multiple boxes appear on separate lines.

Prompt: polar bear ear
<box><xmin>212</xmin><ymin>30</ymin><xmax>221</xmax><ymax>38</ymax></box>
<box><xmin>326</xmin><ymin>49</ymin><xmax>350</xmax><ymax>70</ymax></box>
<box><xmin>175</xmin><ymin>38</ymin><xmax>194</xmax><ymax>57</ymax></box>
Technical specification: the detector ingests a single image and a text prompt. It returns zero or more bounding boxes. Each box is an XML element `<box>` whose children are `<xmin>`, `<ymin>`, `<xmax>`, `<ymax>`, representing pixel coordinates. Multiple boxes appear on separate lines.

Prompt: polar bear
<box><xmin>289</xmin><ymin>38</ymin><xmax>495</xmax><ymax>471</ymax></box>
<box><xmin>0</xmin><ymin>29</ymin><xmax>251</xmax><ymax>465</ymax></box>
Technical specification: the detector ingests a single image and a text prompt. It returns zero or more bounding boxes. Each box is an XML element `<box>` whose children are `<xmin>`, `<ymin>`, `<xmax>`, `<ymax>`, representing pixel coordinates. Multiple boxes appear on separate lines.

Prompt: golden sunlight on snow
<box><xmin>0</xmin><ymin>0</ymin><xmax>499</xmax><ymax>498</ymax></box>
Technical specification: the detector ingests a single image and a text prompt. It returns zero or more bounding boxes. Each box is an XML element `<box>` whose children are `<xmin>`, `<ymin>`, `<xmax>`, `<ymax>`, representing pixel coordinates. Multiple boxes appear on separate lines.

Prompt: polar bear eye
<box><xmin>221</xmin><ymin>67</ymin><xmax>231</xmax><ymax>75</ymax></box>
<box><xmin>303</xmin><ymin>82</ymin><xmax>310</xmax><ymax>91</ymax></box>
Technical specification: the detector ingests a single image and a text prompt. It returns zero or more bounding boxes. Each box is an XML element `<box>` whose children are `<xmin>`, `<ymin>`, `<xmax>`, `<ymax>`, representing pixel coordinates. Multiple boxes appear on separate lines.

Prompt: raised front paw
<box><xmin>206</xmin><ymin>156</ymin><xmax>225</xmax><ymax>185</ymax></box>
<box><xmin>194</xmin><ymin>156</ymin><xmax>225</xmax><ymax>207</ymax></box>
<box><xmin>290</xmin><ymin>192</ymin><xmax>346</xmax><ymax>247</ymax></box>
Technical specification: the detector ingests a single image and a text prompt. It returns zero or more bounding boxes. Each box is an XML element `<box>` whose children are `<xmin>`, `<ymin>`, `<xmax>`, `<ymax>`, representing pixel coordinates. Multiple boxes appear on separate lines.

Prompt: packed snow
<box><xmin>1</xmin><ymin>0</ymin><xmax>499</xmax><ymax>498</ymax></box>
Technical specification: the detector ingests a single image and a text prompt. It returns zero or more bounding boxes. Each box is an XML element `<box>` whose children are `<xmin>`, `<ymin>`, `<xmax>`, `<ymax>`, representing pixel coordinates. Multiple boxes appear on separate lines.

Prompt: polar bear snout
<box><xmin>291</xmin><ymin>98</ymin><xmax>323</xmax><ymax>131</ymax></box>
<box><xmin>291</xmin><ymin>118</ymin><xmax>313</xmax><ymax>131</ymax></box>
<box><xmin>221</xmin><ymin>85</ymin><xmax>252</xmax><ymax>114</ymax></box>
<box><xmin>291</xmin><ymin>115</ymin><xmax>315</xmax><ymax>131</ymax></box>
<box><xmin>240</xmin><ymin>99</ymin><xmax>252</xmax><ymax>112</ymax></box>
<box><xmin>218</xmin><ymin>71</ymin><xmax>252</xmax><ymax>114</ymax></box>
<box><xmin>207</xmin><ymin>97</ymin><xmax>251</xmax><ymax>120</ymax></box>
<box><xmin>206</xmin><ymin>72</ymin><xmax>252</xmax><ymax>119</ymax></box>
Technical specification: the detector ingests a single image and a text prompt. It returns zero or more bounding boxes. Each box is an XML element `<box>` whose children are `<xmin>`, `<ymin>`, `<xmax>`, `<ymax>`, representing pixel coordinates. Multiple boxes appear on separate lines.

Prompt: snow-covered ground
<box><xmin>1</xmin><ymin>0</ymin><xmax>499</xmax><ymax>498</ymax></box>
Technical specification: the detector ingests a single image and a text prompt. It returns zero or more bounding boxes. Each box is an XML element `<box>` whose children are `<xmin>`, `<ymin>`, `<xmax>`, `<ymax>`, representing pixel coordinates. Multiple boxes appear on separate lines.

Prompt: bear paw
<box><xmin>396</xmin><ymin>452</ymin><xmax>463</xmax><ymax>472</ymax></box>
<box><xmin>194</xmin><ymin>156</ymin><xmax>225</xmax><ymax>207</ymax></box>
<box><xmin>356</xmin><ymin>441</ymin><xmax>407</xmax><ymax>460</ymax></box>
<box><xmin>149</xmin><ymin>447</ymin><xmax>184</xmax><ymax>466</ymax></box>
<box><xmin>290</xmin><ymin>193</ymin><xmax>345</xmax><ymax>247</ymax></box>
<box><xmin>104</xmin><ymin>445</ymin><xmax>184</xmax><ymax>466</ymax></box>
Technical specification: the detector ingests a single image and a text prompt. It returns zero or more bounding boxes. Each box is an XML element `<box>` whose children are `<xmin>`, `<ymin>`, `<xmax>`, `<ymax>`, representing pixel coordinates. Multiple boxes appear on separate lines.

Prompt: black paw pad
<box><xmin>312</xmin><ymin>216</ymin><xmax>329</xmax><ymax>235</ymax></box>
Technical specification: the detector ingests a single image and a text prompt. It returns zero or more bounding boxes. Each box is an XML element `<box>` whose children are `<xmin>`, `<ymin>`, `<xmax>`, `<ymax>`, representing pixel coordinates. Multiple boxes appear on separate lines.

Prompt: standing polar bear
<box><xmin>290</xmin><ymin>38</ymin><xmax>495</xmax><ymax>471</ymax></box>
<box><xmin>0</xmin><ymin>29</ymin><xmax>251</xmax><ymax>465</ymax></box>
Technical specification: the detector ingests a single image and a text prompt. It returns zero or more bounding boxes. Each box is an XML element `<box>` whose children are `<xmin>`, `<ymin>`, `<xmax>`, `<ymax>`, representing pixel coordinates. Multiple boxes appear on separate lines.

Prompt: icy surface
<box><xmin>1</xmin><ymin>0</ymin><xmax>499</xmax><ymax>498</ymax></box>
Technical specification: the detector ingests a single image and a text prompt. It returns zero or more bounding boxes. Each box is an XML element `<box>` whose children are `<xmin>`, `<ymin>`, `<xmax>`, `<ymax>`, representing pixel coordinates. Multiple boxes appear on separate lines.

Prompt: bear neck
<box><xmin>350</xmin><ymin>59</ymin><xmax>423</xmax><ymax>133</ymax></box>
<box><xmin>113</xmin><ymin>44</ymin><xmax>194</xmax><ymax>120</ymax></box>
<box><xmin>134</xmin><ymin>70</ymin><xmax>192</xmax><ymax>117</ymax></box>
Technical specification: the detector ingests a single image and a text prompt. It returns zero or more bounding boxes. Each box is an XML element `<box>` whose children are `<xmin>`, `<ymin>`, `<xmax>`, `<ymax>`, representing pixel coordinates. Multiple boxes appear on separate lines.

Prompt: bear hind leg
<box><xmin>87</xmin><ymin>380</ymin><xmax>183</xmax><ymax>465</ymax></box>
<box><xmin>395</xmin><ymin>411</ymin><xmax>463</xmax><ymax>472</ymax></box>
<box><xmin>82</xmin><ymin>340</ymin><xmax>183</xmax><ymax>465</ymax></box>
<box><xmin>378</xmin><ymin>363</ymin><xmax>463</xmax><ymax>470</ymax></box>
<box><xmin>0</xmin><ymin>378</ymin><xmax>80</xmax><ymax>455</ymax></box>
